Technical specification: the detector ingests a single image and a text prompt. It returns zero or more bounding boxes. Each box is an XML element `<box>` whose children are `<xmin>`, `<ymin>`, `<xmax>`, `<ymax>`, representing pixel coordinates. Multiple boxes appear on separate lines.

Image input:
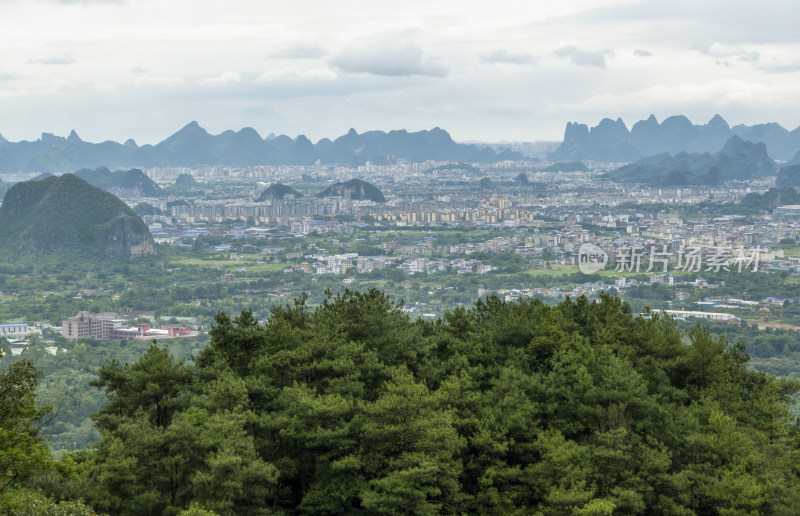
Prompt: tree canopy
<box><xmin>7</xmin><ymin>290</ymin><xmax>800</xmax><ymax>514</ymax></box>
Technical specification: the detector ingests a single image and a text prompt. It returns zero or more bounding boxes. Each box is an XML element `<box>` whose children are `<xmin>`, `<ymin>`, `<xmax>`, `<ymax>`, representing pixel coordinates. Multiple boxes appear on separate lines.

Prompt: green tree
<box><xmin>85</xmin><ymin>345</ymin><xmax>277</xmax><ymax>515</ymax></box>
<box><xmin>0</xmin><ymin>359</ymin><xmax>51</xmax><ymax>493</ymax></box>
<box><xmin>90</xmin><ymin>343</ymin><xmax>194</xmax><ymax>431</ymax></box>
<box><xmin>359</xmin><ymin>370</ymin><xmax>465</xmax><ymax>515</ymax></box>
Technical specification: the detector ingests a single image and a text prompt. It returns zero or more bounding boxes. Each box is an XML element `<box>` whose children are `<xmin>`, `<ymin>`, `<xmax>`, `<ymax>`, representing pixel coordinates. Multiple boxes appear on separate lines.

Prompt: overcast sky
<box><xmin>0</xmin><ymin>0</ymin><xmax>798</xmax><ymax>144</ymax></box>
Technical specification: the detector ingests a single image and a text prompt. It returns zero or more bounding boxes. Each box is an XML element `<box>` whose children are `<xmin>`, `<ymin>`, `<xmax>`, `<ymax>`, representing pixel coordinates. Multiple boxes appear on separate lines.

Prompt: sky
<box><xmin>0</xmin><ymin>0</ymin><xmax>799</xmax><ymax>145</ymax></box>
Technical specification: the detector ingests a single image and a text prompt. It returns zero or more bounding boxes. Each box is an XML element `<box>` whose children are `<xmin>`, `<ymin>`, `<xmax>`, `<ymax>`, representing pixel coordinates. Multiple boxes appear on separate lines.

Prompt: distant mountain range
<box><xmin>0</xmin><ymin>174</ymin><xmax>157</xmax><ymax>258</ymax></box>
<box><xmin>551</xmin><ymin>114</ymin><xmax>800</xmax><ymax>162</ymax></box>
<box><xmin>605</xmin><ymin>135</ymin><xmax>775</xmax><ymax>186</ymax></box>
<box><xmin>0</xmin><ymin>124</ymin><xmax>522</xmax><ymax>173</ymax></box>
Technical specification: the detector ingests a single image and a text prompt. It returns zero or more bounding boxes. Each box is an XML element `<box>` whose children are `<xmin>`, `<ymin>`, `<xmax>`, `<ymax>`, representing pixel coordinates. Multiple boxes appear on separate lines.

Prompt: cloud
<box><xmin>704</xmin><ymin>42</ymin><xmax>759</xmax><ymax>62</ymax></box>
<box><xmin>633</xmin><ymin>49</ymin><xmax>653</xmax><ymax>57</ymax></box>
<box><xmin>554</xmin><ymin>46</ymin><xmax>614</xmax><ymax>69</ymax></box>
<box><xmin>28</xmin><ymin>57</ymin><xmax>75</xmax><ymax>66</ymax></box>
<box><xmin>51</xmin><ymin>0</ymin><xmax>124</xmax><ymax>4</ymax></box>
<box><xmin>135</xmin><ymin>75</ymin><xmax>185</xmax><ymax>87</ymax></box>
<box><xmin>271</xmin><ymin>43</ymin><xmax>328</xmax><ymax>60</ymax></box>
<box><xmin>0</xmin><ymin>0</ymin><xmax>125</xmax><ymax>3</ymax></box>
<box><xmin>481</xmin><ymin>49</ymin><xmax>537</xmax><ymax>66</ymax></box>
<box><xmin>199</xmin><ymin>71</ymin><xmax>241</xmax><ymax>86</ymax></box>
<box><xmin>559</xmin><ymin>80</ymin><xmax>800</xmax><ymax>116</ymax></box>
<box><xmin>0</xmin><ymin>73</ymin><xmax>17</xmax><ymax>81</ymax></box>
<box><xmin>755</xmin><ymin>59</ymin><xmax>800</xmax><ymax>74</ymax></box>
<box><xmin>52</xmin><ymin>79</ymin><xmax>115</xmax><ymax>93</ymax></box>
<box><xmin>130</xmin><ymin>66</ymin><xmax>146</xmax><ymax>74</ymax></box>
<box><xmin>254</xmin><ymin>66</ymin><xmax>336</xmax><ymax>83</ymax></box>
<box><xmin>562</xmin><ymin>0</ymin><xmax>797</xmax><ymax>45</ymax></box>
<box><xmin>241</xmin><ymin>105</ymin><xmax>280</xmax><ymax>119</ymax></box>
<box><xmin>329</xmin><ymin>38</ymin><xmax>448</xmax><ymax>78</ymax></box>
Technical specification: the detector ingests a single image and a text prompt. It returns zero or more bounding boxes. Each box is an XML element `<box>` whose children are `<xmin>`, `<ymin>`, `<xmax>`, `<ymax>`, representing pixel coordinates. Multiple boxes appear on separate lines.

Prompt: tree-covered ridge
<box><xmin>29</xmin><ymin>290</ymin><xmax>798</xmax><ymax>515</ymax></box>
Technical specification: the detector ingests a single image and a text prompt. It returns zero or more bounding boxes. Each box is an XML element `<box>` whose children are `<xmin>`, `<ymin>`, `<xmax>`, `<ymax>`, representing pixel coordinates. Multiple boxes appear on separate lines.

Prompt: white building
<box><xmin>0</xmin><ymin>323</ymin><xmax>28</xmax><ymax>336</ymax></box>
<box><xmin>661</xmin><ymin>310</ymin><xmax>736</xmax><ymax>321</ymax></box>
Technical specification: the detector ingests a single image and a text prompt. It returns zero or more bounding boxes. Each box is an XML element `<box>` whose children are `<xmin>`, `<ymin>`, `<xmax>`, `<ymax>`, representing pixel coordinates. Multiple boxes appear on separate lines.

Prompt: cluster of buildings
<box><xmin>399</xmin><ymin>258</ymin><xmax>494</xmax><ymax>275</ymax></box>
<box><xmin>169</xmin><ymin>198</ymin><xmax>348</xmax><ymax>225</ymax></box>
<box><xmin>61</xmin><ymin>312</ymin><xmax>195</xmax><ymax>341</ymax></box>
<box><xmin>280</xmin><ymin>251</ymin><xmax>496</xmax><ymax>277</ymax></box>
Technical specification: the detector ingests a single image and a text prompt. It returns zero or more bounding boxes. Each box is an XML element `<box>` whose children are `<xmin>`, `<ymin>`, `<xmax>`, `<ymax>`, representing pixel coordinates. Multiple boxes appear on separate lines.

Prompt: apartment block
<box><xmin>62</xmin><ymin>312</ymin><xmax>122</xmax><ymax>340</ymax></box>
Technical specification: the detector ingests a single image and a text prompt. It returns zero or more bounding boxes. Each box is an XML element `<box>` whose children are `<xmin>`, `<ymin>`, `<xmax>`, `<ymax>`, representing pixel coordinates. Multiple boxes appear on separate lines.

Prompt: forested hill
<box><xmin>4</xmin><ymin>291</ymin><xmax>800</xmax><ymax>514</ymax></box>
<box><xmin>316</xmin><ymin>178</ymin><xmax>386</xmax><ymax>202</ymax></box>
<box><xmin>256</xmin><ymin>182</ymin><xmax>302</xmax><ymax>202</ymax></box>
<box><xmin>0</xmin><ymin>174</ymin><xmax>157</xmax><ymax>259</ymax></box>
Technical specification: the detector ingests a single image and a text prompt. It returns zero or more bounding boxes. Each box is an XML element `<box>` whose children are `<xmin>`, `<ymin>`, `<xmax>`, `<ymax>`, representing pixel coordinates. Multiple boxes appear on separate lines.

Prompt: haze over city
<box><xmin>0</xmin><ymin>0</ymin><xmax>798</xmax><ymax>144</ymax></box>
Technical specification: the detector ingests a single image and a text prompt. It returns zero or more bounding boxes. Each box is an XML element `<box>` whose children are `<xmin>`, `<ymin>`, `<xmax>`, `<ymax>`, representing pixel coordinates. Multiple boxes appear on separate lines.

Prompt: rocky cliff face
<box><xmin>0</xmin><ymin>174</ymin><xmax>157</xmax><ymax>259</ymax></box>
<box><xmin>101</xmin><ymin>215</ymin><xmax>158</xmax><ymax>258</ymax></box>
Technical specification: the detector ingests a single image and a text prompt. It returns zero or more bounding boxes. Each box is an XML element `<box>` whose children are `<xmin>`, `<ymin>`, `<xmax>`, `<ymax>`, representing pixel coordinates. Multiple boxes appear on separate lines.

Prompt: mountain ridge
<box><xmin>0</xmin><ymin>123</ymin><xmax>522</xmax><ymax>173</ymax></box>
<box><xmin>605</xmin><ymin>135</ymin><xmax>776</xmax><ymax>186</ymax></box>
<box><xmin>551</xmin><ymin>114</ymin><xmax>800</xmax><ymax>162</ymax></box>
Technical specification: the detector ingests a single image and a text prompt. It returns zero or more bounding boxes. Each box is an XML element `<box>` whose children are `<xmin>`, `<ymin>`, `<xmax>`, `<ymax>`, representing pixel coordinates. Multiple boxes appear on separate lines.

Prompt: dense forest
<box><xmin>4</xmin><ymin>290</ymin><xmax>800</xmax><ymax>514</ymax></box>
